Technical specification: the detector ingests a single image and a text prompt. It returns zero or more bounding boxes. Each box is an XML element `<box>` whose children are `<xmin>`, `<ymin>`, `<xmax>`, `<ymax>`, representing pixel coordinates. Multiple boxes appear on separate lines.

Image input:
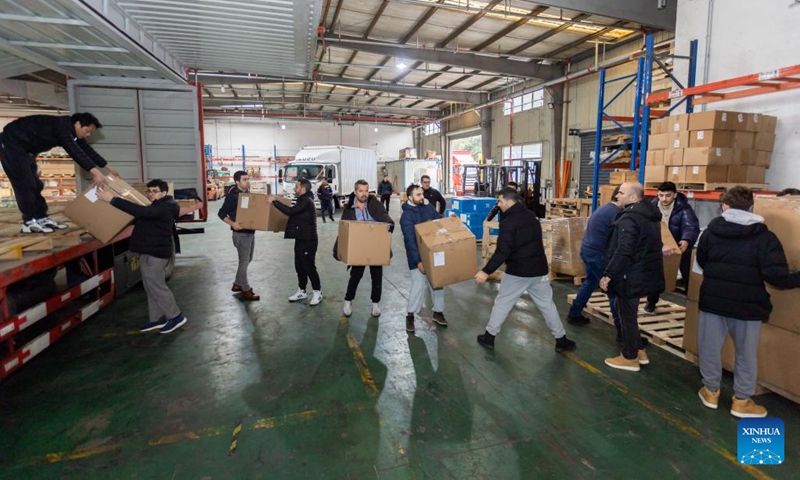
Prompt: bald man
<box><xmin>600</xmin><ymin>182</ymin><xmax>665</xmax><ymax>372</ymax></box>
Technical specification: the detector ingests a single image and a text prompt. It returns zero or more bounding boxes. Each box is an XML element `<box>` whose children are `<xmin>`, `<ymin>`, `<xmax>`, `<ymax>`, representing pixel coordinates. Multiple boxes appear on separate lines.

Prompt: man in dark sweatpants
<box><xmin>0</xmin><ymin>113</ymin><xmax>120</xmax><ymax>233</ymax></box>
<box><xmin>377</xmin><ymin>175</ymin><xmax>393</xmax><ymax>212</ymax></box>
<box><xmin>97</xmin><ymin>179</ymin><xmax>186</xmax><ymax>334</ymax></box>
<box><xmin>218</xmin><ymin>170</ymin><xmax>259</xmax><ymax>300</ymax></box>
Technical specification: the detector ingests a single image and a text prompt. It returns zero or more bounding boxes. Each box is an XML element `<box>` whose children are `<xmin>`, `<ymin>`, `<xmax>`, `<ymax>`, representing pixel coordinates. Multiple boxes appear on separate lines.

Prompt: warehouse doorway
<box><xmin>449</xmin><ymin>134</ymin><xmax>481</xmax><ymax>194</ymax></box>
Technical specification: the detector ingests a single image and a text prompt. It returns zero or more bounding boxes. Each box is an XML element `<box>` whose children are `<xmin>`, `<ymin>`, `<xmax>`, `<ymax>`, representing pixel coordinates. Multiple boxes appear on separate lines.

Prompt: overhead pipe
<box><xmin>203</xmin><ymin>110</ymin><xmax>422</xmax><ymax>124</ymax></box>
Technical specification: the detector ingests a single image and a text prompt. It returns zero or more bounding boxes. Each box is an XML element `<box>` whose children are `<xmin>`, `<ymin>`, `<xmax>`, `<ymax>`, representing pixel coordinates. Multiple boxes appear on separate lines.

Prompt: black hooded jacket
<box><xmin>273</xmin><ymin>190</ymin><xmax>317</xmax><ymax>240</ymax></box>
<box><xmin>110</xmin><ymin>196</ymin><xmax>179</xmax><ymax>258</ymax></box>
<box><xmin>697</xmin><ymin>211</ymin><xmax>800</xmax><ymax>321</ymax></box>
<box><xmin>482</xmin><ymin>202</ymin><xmax>549</xmax><ymax>278</ymax></box>
<box><xmin>603</xmin><ymin>200</ymin><xmax>665</xmax><ymax>298</ymax></box>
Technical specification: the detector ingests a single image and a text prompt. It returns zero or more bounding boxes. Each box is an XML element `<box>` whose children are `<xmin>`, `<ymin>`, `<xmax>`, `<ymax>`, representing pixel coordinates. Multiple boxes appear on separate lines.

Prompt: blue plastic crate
<box><xmin>461</xmin><ymin>197</ymin><xmax>497</xmax><ymax>213</ymax></box>
<box><xmin>458</xmin><ymin>212</ymin><xmax>486</xmax><ymax>229</ymax></box>
<box><xmin>468</xmin><ymin>224</ymin><xmax>483</xmax><ymax>240</ymax></box>
<box><xmin>449</xmin><ymin>196</ymin><xmax>469</xmax><ymax>211</ymax></box>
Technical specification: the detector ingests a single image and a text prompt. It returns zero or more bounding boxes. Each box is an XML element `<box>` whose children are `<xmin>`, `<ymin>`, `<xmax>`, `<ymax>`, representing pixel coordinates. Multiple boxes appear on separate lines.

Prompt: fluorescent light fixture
<box><xmin>396</xmin><ymin>59</ymin><xmax>407</xmax><ymax>70</ymax></box>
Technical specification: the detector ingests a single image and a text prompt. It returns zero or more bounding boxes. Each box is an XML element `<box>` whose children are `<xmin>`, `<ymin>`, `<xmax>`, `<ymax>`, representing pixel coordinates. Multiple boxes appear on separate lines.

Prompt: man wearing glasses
<box><xmin>97</xmin><ymin>179</ymin><xmax>187</xmax><ymax>334</ymax></box>
<box><xmin>420</xmin><ymin>175</ymin><xmax>446</xmax><ymax>216</ymax></box>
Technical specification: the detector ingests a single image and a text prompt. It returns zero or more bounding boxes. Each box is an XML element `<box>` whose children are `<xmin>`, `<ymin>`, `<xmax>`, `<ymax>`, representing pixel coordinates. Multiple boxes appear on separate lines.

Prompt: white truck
<box><xmin>279</xmin><ymin>146</ymin><xmax>377</xmax><ymax>209</ymax></box>
<box><xmin>385</xmin><ymin>158</ymin><xmax>442</xmax><ymax>193</ymax></box>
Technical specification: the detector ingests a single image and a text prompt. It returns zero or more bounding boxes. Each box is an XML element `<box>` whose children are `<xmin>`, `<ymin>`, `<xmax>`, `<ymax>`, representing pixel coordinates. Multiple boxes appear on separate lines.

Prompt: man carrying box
<box><xmin>0</xmin><ymin>112</ymin><xmax>121</xmax><ymax>233</ymax></box>
<box><xmin>273</xmin><ymin>178</ymin><xmax>322</xmax><ymax>306</ymax></box>
<box><xmin>695</xmin><ymin>186</ymin><xmax>800</xmax><ymax>418</ymax></box>
<box><xmin>400</xmin><ymin>184</ymin><xmax>447</xmax><ymax>332</ymax></box>
<box><xmin>97</xmin><ymin>179</ymin><xmax>187</xmax><ymax>334</ymax></box>
<box><xmin>218</xmin><ymin>170</ymin><xmax>259</xmax><ymax>301</ymax></box>
<box><xmin>475</xmin><ymin>187</ymin><xmax>576</xmax><ymax>353</ymax></box>
<box><xmin>335</xmin><ymin>180</ymin><xmax>394</xmax><ymax>317</ymax></box>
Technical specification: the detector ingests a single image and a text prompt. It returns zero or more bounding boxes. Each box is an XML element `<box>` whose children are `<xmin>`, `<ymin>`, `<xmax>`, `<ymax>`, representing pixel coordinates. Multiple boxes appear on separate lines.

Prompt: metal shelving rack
<box><xmin>591</xmin><ymin>34</ymin><xmax>698</xmax><ymax>211</ymax></box>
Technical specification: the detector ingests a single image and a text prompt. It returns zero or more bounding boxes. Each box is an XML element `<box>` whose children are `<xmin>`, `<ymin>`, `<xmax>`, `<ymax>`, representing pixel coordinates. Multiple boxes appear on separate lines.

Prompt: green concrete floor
<box><xmin>1</xmin><ymin>198</ymin><xmax>798</xmax><ymax>479</ymax></box>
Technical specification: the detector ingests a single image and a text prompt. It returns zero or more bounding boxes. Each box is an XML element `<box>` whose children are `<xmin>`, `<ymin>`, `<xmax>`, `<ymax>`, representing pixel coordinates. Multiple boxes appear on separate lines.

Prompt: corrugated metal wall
<box><xmin>579</xmin><ymin>132</ymin><xmax>613</xmax><ymax>196</ymax></box>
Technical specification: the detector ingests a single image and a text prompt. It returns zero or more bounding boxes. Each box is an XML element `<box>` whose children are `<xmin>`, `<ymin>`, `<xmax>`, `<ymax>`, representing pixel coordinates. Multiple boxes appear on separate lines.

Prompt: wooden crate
<box><xmin>544</xmin><ymin>198</ymin><xmax>591</xmax><ymax>219</ymax></box>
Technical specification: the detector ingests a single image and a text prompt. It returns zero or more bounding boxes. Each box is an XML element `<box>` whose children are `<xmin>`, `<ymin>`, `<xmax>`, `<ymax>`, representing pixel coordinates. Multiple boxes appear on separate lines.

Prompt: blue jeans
<box><xmin>567</xmin><ymin>248</ymin><xmax>620</xmax><ymax>329</ymax></box>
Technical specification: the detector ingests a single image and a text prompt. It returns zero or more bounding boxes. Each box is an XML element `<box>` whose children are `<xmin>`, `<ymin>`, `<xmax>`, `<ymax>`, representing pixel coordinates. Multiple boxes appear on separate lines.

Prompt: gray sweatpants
<box><xmin>485</xmin><ymin>273</ymin><xmax>566</xmax><ymax>339</ymax></box>
<box><xmin>407</xmin><ymin>269</ymin><xmax>444</xmax><ymax>314</ymax></box>
<box><xmin>141</xmin><ymin>254</ymin><xmax>181</xmax><ymax>323</ymax></box>
<box><xmin>698</xmin><ymin>311</ymin><xmax>761</xmax><ymax>400</ymax></box>
<box><xmin>232</xmin><ymin>231</ymin><xmax>255</xmax><ymax>291</ymax></box>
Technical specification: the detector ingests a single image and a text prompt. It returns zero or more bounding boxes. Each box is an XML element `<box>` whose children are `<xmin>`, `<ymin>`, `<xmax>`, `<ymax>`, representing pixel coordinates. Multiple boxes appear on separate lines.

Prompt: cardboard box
<box><xmin>598</xmin><ymin>185</ymin><xmax>618</xmax><ymax>206</ymax></box>
<box><xmin>546</xmin><ymin>217</ymin><xmax>587</xmax><ymax>277</ymax></box>
<box><xmin>650</xmin><ymin>118</ymin><xmax>668</xmax><ymax>135</ymax></box>
<box><xmin>235</xmin><ymin>193</ymin><xmax>290</xmax><ymax>231</ymax></box>
<box><xmin>609</xmin><ymin>169</ymin><xmax>639</xmax><ymax>185</ymax></box>
<box><xmin>415</xmin><ymin>216</ymin><xmax>478</xmax><ymax>288</ymax></box>
<box><xmin>683</xmin><ymin>165</ymin><xmax>728</xmax><ymax>184</ymax></box>
<box><xmin>660</xmin><ymin>222</ymin><xmax>681</xmax><ymax>292</ymax></box>
<box><xmin>683</xmin><ymin>300</ymin><xmax>699</xmax><ymax>354</ymax></box>
<box><xmin>749</xmin><ymin>113</ymin><xmax>777</xmax><ymax>133</ymax></box>
<box><xmin>689</xmin><ymin>130</ymin><xmax>755</xmax><ymax>149</ymax></box>
<box><xmin>336</xmin><ymin>220</ymin><xmax>392</xmax><ymax>266</ymax></box>
<box><xmin>647</xmin><ymin>150</ymin><xmax>664</xmax><ymax>166</ymax></box>
<box><xmin>727</xmin><ymin>166</ymin><xmax>765</xmax><ymax>184</ymax></box>
<box><xmin>754</xmin><ymin>132</ymin><xmax>776</xmax><ymax>152</ymax></box>
<box><xmin>668</xmin><ymin>131</ymin><xmax>690</xmax><ymax>149</ymax></box>
<box><xmin>754</xmin><ymin>150</ymin><xmax>772</xmax><ymax>168</ymax></box>
<box><xmin>399</xmin><ymin>147</ymin><xmax>417</xmax><ymax>159</ymax></box>
<box><xmin>733</xmin><ymin>149</ymin><xmax>756</xmax><ymax>166</ymax></box>
<box><xmin>63</xmin><ymin>175</ymin><xmax>150</xmax><ymax>243</ymax></box>
<box><xmin>754</xmin><ymin>196</ymin><xmax>800</xmax><ymax>270</ymax></box>
<box><xmin>644</xmin><ymin>166</ymin><xmax>669</xmax><ymax>184</ymax></box>
<box><xmin>667</xmin><ymin>166</ymin><xmax>684</xmax><ymax>183</ymax></box>
<box><xmin>38</xmin><ymin>163</ymin><xmax>76</xmax><ymax>176</ymax></box>
<box><xmin>648</xmin><ymin>133</ymin><xmax>669</xmax><ymax>150</ymax></box>
<box><xmin>663</xmin><ymin>148</ymin><xmax>684</xmax><ymax>166</ymax></box>
<box><xmin>682</xmin><ymin>147</ymin><xmax>734</xmax><ymax>166</ymax></box>
<box><xmin>688</xmin><ymin>111</ymin><xmax>747</xmax><ymax>131</ymax></box>
<box><xmin>687</xmin><ymin>250</ymin><xmax>702</xmax><ymax>302</ymax></box>
<box><xmin>667</xmin><ymin>114</ymin><xmax>690</xmax><ymax>133</ymax></box>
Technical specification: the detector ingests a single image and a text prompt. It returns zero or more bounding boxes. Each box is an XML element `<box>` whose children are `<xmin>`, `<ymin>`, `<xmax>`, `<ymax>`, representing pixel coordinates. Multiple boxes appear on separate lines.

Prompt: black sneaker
<box><xmin>406</xmin><ymin>314</ymin><xmax>415</xmax><ymax>333</ymax></box>
<box><xmin>555</xmin><ymin>335</ymin><xmax>577</xmax><ymax>353</ymax></box>
<box><xmin>643</xmin><ymin>303</ymin><xmax>656</xmax><ymax>314</ymax></box>
<box><xmin>477</xmin><ymin>331</ymin><xmax>495</xmax><ymax>350</ymax></box>
<box><xmin>567</xmin><ymin>314</ymin><xmax>591</xmax><ymax>326</ymax></box>
<box><xmin>432</xmin><ymin>311</ymin><xmax>448</xmax><ymax>327</ymax></box>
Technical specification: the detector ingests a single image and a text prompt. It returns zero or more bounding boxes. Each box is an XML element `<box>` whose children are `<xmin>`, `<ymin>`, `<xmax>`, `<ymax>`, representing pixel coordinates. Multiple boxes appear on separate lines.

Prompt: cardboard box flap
<box><xmin>415</xmin><ymin>217</ymin><xmax>476</xmax><ymax>247</ymax></box>
<box><xmin>660</xmin><ymin>222</ymin><xmax>680</xmax><ymax>253</ymax></box>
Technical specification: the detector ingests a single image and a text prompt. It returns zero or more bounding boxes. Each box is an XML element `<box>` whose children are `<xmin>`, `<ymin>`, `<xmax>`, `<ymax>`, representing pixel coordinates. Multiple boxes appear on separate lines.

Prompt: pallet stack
<box><xmin>645</xmin><ymin>111</ymin><xmax>776</xmax><ymax>190</ymax></box>
<box><xmin>544</xmin><ymin>198</ymin><xmax>592</xmax><ymax>219</ymax></box>
<box><xmin>542</xmin><ymin>217</ymin><xmax>587</xmax><ymax>281</ymax></box>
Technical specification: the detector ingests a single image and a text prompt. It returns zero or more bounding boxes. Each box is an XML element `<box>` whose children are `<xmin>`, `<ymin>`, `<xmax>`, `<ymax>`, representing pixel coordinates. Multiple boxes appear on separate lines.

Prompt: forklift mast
<box><xmin>461</xmin><ymin>161</ymin><xmax>544</xmax><ymax>217</ymax></box>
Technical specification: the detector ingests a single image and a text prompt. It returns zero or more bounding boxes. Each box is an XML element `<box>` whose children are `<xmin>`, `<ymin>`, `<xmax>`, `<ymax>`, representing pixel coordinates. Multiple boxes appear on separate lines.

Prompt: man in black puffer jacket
<box><xmin>273</xmin><ymin>178</ymin><xmax>322</xmax><ymax>306</ymax></box>
<box><xmin>695</xmin><ymin>186</ymin><xmax>800</xmax><ymax>418</ymax></box>
<box><xmin>333</xmin><ymin>180</ymin><xmax>394</xmax><ymax>318</ymax></box>
<box><xmin>475</xmin><ymin>187</ymin><xmax>576</xmax><ymax>353</ymax></box>
<box><xmin>600</xmin><ymin>182</ymin><xmax>664</xmax><ymax>372</ymax></box>
<box><xmin>98</xmin><ymin>179</ymin><xmax>186</xmax><ymax>334</ymax></box>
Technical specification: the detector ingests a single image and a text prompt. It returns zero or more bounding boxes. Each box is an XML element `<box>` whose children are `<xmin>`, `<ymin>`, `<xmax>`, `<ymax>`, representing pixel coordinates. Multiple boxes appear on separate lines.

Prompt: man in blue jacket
<box><xmin>97</xmin><ymin>179</ymin><xmax>186</xmax><ymax>334</ymax></box>
<box><xmin>646</xmin><ymin>181</ymin><xmax>700</xmax><ymax>312</ymax></box>
<box><xmin>377</xmin><ymin>175</ymin><xmax>393</xmax><ymax>212</ymax></box>
<box><xmin>218</xmin><ymin>170</ymin><xmax>259</xmax><ymax>301</ymax></box>
<box><xmin>400</xmin><ymin>184</ymin><xmax>446</xmax><ymax>333</ymax></box>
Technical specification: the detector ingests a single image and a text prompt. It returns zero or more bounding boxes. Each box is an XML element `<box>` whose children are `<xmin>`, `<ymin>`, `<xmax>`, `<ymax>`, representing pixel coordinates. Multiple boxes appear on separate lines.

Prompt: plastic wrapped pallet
<box><xmin>542</xmin><ymin>217</ymin><xmax>587</xmax><ymax>277</ymax></box>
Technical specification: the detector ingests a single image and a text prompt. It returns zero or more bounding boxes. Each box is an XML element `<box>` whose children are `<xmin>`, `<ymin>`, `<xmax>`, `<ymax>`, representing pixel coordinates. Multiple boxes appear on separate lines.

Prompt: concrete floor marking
<box><xmin>346</xmin><ymin>332</ymin><xmax>380</xmax><ymax>396</ymax></box>
<box><xmin>43</xmin><ymin>441</ymin><xmax>124</xmax><ymax>463</ymax></box>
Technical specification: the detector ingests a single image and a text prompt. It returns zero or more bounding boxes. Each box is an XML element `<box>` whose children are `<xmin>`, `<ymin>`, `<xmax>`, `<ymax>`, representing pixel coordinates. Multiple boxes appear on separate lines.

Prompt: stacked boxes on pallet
<box><xmin>541</xmin><ymin>217</ymin><xmax>587</xmax><ymax>277</ymax></box>
<box><xmin>684</xmin><ymin>196</ymin><xmax>800</xmax><ymax>401</ymax></box>
<box><xmin>449</xmin><ymin>196</ymin><xmax>497</xmax><ymax>240</ymax></box>
<box><xmin>645</xmin><ymin>111</ymin><xmax>776</xmax><ymax>186</ymax></box>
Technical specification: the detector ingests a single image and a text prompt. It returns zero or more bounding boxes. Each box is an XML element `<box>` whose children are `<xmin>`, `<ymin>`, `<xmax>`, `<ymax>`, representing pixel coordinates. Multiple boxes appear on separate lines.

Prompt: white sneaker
<box><xmin>371</xmin><ymin>303</ymin><xmax>381</xmax><ymax>317</ymax></box>
<box><xmin>343</xmin><ymin>300</ymin><xmax>353</xmax><ymax>317</ymax></box>
<box><xmin>20</xmin><ymin>219</ymin><xmax>53</xmax><ymax>234</ymax></box>
<box><xmin>39</xmin><ymin>217</ymin><xmax>68</xmax><ymax>230</ymax></box>
<box><xmin>310</xmin><ymin>290</ymin><xmax>322</xmax><ymax>306</ymax></box>
<box><xmin>288</xmin><ymin>289</ymin><xmax>307</xmax><ymax>302</ymax></box>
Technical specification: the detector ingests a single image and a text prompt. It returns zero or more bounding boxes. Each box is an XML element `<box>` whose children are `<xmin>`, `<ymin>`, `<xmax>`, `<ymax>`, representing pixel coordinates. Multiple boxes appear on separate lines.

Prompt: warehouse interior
<box><xmin>1</xmin><ymin>0</ymin><xmax>799</xmax><ymax>478</ymax></box>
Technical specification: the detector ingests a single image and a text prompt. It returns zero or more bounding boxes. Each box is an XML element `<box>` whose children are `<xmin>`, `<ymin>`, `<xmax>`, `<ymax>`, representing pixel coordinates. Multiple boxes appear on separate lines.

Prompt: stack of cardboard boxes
<box><xmin>542</xmin><ymin>217</ymin><xmax>587</xmax><ymax>278</ymax></box>
<box><xmin>449</xmin><ymin>196</ymin><xmax>497</xmax><ymax>240</ymax></box>
<box><xmin>684</xmin><ymin>196</ymin><xmax>800</xmax><ymax>401</ymax></box>
<box><xmin>645</xmin><ymin>111</ymin><xmax>776</xmax><ymax>187</ymax></box>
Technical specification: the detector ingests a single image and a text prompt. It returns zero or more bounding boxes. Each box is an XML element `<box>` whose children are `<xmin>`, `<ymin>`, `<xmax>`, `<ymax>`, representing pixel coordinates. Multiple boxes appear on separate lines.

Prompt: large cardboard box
<box><xmin>689</xmin><ymin>130</ymin><xmax>755</xmax><ymax>149</ymax></box>
<box><xmin>754</xmin><ymin>150</ymin><xmax>772</xmax><ymax>168</ymax></box>
<box><xmin>598</xmin><ymin>184</ymin><xmax>618</xmax><ymax>206</ymax></box>
<box><xmin>727</xmin><ymin>166</ymin><xmax>766</xmax><ymax>184</ymax></box>
<box><xmin>667</xmin><ymin>114</ymin><xmax>690</xmax><ymax>133</ymax></box>
<box><xmin>754</xmin><ymin>132</ymin><xmax>776</xmax><ymax>152</ymax></box>
<box><xmin>684</xmin><ymin>165</ymin><xmax>728</xmax><ymax>184</ymax></box>
<box><xmin>687</xmin><ymin>250</ymin><xmax>702</xmax><ymax>302</ymax></box>
<box><xmin>687</xmin><ymin>111</ymin><xmax>747</xmax><ymax>131</ymax></box>
<box><xmin>399</xmin><ymin>147</ymin><xmax>417</xmax><ymax>159</ymax></box>
<box><xmin>38</xmin><ymin>163</ymin><xmax>76</xmax><ymax>176</ymax></box>
<box><xmin>667</xmin><ymin>165</ymin><xmax>684</xmax><ymax>183</ymax></box>
<box><xmin>749</xmin><ymin>113</ymin><xmax>777</xmax><ymax>133</ymax></box>
<box><xmin>415</xmin><ymin>216</ymin><xmax>478</xmax><ymax>288</ymax></box>
<box><xmin>650</xmin><ymin>118</ymin><xmax>668</xmax><ymax>135</ymax></box>
<box><xmin>547</xmin><ymin>217</ymin><xmax>587</xmax><ymax>277</ymax></box>
<box><xmin>648</xmin><ymin>133</ymin><xmax>669</xmax><ymax>150</ymax></box>
<box><xmin>609</xmin><ymin>169</ymin><xmax>639</xmax><ymax>185</ymax></box>
<box><xmin>337</xmin><ymin>220</ymin><xmax>392</xmax><ymax>266</ymax></box>
<box><xmin>660</xmin><ymin>222</ymin><xmax>681</xmax><ymax>292</ymax></box>
<box><xmin>733</xmin><ymin>149</ymin><xmax>756</xmax><ymax>166</ymax></box>
<box><xmin>668</xmin><ymin>131</ymin><xmax>690</xmax><ymax>149</ymax></box>
<box><xmin>754</xmin><ymin>196</ymin><xmax>800</xmax><ymax>270</ymax></box>
<box><xmin>647</xmin><ymin>150</ymin><xmax>664</xmax><ymax>166</ymax></box>
<box><xmin>682</xmin><ymin>147</ymin><xmax>734</xmax><ymax>166</ymax></box>
<box><xmin>63</xmin><ymin>175</ymin><xmax>150</xmax><ymax>243</ymax></box>
<box><xmin>684</xmin><ymin>300</ymin><xmax>699</xmax><ymax>354</ymax></box>
<box><xmin>235</xmin><ymin>193</ymin><xmax>290</xmax><ymax>231</ymax></box>
<box><xmin>663</xmin><ymin>148</ymin><xmax>684</xmax><ymax>166</ymax></box>
<box><xmin>644</xmin><ymin>166</ymin><xmax>669</xmax><ymax>184</ymax></box>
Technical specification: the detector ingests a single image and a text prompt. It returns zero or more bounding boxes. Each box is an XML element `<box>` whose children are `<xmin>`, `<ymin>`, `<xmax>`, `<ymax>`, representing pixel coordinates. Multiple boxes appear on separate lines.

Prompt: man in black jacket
<box><xmin>273</xmin><ymin>178</ymin><xmax>322</xmax><ymax>306</ymax></box>
<box><xmin>475</xmin><ymin>187</ymin><xmax>576</xmax><ymax>352</ymax></box>
<box><xmin>0</xmin><ymin>113</ymin><xmax>120</xmax><ymax>233</ymax></box>
<box><xmin>317</xmin><ymin>177</ymin><xmax>335</xmax><ymax>223</ymax></box>
<box><xmin>696</xmin><ymin>186</ymin><xmax>800</xmax><ymax>418</ymax></box>
<box><xmin>600</xmin><ymin>182</ymin><xmax>664</xmax><ymax>371</ymax></box>
<box><xmin>377</xmin><ymin>175</ymin><xmax>393</xmax><ymax>212</ymax></box>
<box><xmin>97</xmin><ymin>179</ymin><xmax>186</xmax><ymax>334</ymax></box>
<box><xmin>218</xmin><ymin>170</ymin><xmax>259</xmax><ymax>301</ymax></box>
<box><xmin>421</xmin><ymin>175</ymin><xmax>445</xmax><ymax>215</ymax></box>
<box><xmin>334</xmin><ymin>180</ymin><xmax>395</xmax><ymax>318</ymax></box>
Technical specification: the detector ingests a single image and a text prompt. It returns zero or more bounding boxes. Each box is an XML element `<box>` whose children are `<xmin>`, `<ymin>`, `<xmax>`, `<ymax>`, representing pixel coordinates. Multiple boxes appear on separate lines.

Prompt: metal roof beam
<box><xmin>0</xmin><ymin>79</ymin><xmax>69</xmax><ymax>109</ymax></box>
<box><xmin>325</xmin><ymin>36</ymin><xmax>562</xmax><ymax>80</ymax></box>
<box><xmin>6</xmin><ymin>41</ymin><xmax>128</xmax><ymax>53</ymax></box>
<box><xmin>516</xmin><ymin>0</ymin><xmax>675</xmax><ymax>30</ymax></box>
<box><xmin>317</xmin><ymin>75</ymin><xmax>487</xmax><ymax>104</ymax></box>
<box><xmin>0</xmin><ymin>13</ymin><xmax>89</xmax><ymax>26</ymax></box>
<box><xmin>0</xmin><ymin>38</ymin><xmax>85</xmax><ymax>78</ymax></box>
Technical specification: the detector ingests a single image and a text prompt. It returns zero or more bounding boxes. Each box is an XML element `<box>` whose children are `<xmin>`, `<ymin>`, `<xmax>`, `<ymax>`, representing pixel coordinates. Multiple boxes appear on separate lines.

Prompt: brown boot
<box><xmin>240</xmin><ymin>289</ymin><xmax>260</xmax><ymax>301</ymax></box>
<box><xmin>731</xmin><ymin>396</ymin><xmax>767</xmax><ymax>418</ymax></box>
<box><xmin>698</xmin><ymin>386</ymin><xmax>720</xmax><ymax>410</ymax></box>
<box><xmin>604</xmin><ymin>355</ymin><xmax>640</xmax><ymax>372</ymax></box>
<box><xmin>232</xmin><ymin>283</ymin><xmax>242</xmax><ymax>292</ymax></box>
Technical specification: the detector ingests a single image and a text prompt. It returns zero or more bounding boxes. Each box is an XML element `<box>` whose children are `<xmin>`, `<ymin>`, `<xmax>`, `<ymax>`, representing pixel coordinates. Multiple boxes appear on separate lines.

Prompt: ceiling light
<box><xmin>396</xmin><ymin>60</ymin><xmax>407</xmax><ymax>70</ymax></box>
<box><xmin>220</xmin><ymin>85</ymin><xmax>225</xmax><ymax>92</ymax></box>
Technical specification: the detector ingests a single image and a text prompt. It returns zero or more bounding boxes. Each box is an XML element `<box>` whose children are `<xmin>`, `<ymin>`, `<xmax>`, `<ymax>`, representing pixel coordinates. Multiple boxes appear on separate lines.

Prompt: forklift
<box><xmin>461</xmin><ymin>160</ymin><xmax>544</xmax><ymax>217</ymax></box>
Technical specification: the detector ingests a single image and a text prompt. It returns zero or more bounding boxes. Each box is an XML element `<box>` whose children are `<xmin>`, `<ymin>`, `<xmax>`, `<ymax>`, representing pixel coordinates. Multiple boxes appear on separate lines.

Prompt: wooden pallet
<box><xmin>0</xmin><ymin>206</ymin><xmax>86</xmax><ymax>260</ymax></box>
<box><xmin>543</xmin><ymin>198</ymin><xmax>591</xmax><ymax>219</ymax></box>
<box><xmin>567</xmin><ymin>292</ymin><xmax>688</xmax><ymax>358</ymax></box>
<box><xmin>550</xmin><ymin>272</ymin><xmax>585</xmax><ymax>285</ymax></box>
